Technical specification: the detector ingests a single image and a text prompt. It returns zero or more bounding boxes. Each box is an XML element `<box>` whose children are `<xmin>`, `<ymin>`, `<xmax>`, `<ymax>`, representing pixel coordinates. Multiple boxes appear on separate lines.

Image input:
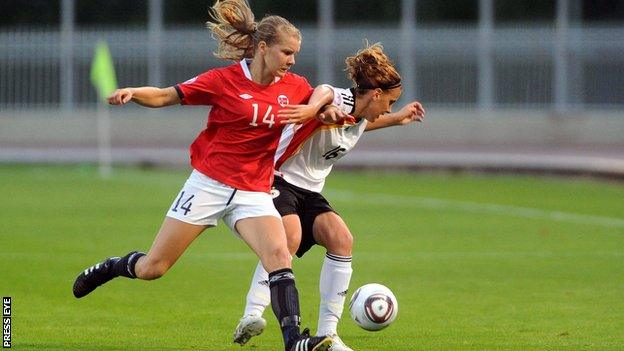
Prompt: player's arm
<box><xmin>278</xmin><ymin>84</ymin><xmax>337</xmax><ymax>124</ymax></box>
<box><xmin>317</xmin><ymin>104</ymin><xmax>348</xmax><ymax>124</ymax></box>
<box><xmin>364</xmin><ymin>101</ymin><xmax>425</xmax><ymax>132</ymax></box>
<box><xmin>108</xmin><ymin>87</ymin><xmax>180</xmax><ymax>108</ymax></box>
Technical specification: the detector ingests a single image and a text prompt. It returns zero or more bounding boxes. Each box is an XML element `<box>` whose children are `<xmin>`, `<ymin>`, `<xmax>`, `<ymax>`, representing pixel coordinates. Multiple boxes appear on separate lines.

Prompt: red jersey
<box><xmin>175</xmin><ymin>60</ymin><xmax>313</xmax><ymax>192</ymax></box>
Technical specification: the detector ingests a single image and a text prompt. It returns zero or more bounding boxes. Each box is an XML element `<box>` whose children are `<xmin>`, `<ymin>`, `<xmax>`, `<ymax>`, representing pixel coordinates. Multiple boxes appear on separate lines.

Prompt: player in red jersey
<box><xmin>72</xmin><ymin>1</ymin><xmax>333</xmax><ymax>350</ymax></box>
<box><xmin>233</xmin><ymin>43</ymin><xmax>425</xmax><ymax>351</ymax></box>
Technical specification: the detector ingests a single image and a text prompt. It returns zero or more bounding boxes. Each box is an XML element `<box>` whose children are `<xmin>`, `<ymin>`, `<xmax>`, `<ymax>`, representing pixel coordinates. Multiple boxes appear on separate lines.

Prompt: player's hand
<box><xmin>108</xmin><ymin>88</ymin><xmax>134</xmax><ymax>105</ymax></box>
<box><xmin>317</xmin><ymin>105</ymin><xmax>347</xmax><ymax>124</ymax></box>
<box><xmin>278</xmin><ymin>104</ymin><xmax>318</xmax><ymax>124</ymax></box>
<box><xmin>394</xmin><ymin>101</ymin><xmax>426</xmax><ymax>125</ymax></box>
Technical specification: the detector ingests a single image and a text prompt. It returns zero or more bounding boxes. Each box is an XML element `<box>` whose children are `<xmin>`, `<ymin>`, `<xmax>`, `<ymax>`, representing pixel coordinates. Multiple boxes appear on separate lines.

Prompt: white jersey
<box><xmin>274</xmin><ymin>86</ymin><xmax>367</xmax><ymax>193</ymax></box>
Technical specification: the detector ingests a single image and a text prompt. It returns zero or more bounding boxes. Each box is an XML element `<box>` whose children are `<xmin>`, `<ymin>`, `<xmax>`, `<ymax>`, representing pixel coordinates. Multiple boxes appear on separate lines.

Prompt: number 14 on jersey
<box><xmin>249</xmin><ymin>103</ymin><xmax>276</xmax><ymax>128</ymax></box>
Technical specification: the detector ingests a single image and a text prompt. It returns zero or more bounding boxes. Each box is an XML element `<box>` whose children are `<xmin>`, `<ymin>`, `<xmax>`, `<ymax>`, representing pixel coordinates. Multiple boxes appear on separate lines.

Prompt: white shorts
<box><xmin>166</xmin><ymin>170</ymin><xmax>281</xmax><ymax>236</ymax></box>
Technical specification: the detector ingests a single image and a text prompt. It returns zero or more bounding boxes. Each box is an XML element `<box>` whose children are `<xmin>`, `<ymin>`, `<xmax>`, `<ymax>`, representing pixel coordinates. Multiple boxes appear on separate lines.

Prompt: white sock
<box><xmin>317</xmin><ymin>253</ymin><xmax>353</xmax><ymax>336</ymax></box>
<box><xmin>243</xmin><ymin>261</ymin><xmax>270</xmax><ymax>317</ymax></box>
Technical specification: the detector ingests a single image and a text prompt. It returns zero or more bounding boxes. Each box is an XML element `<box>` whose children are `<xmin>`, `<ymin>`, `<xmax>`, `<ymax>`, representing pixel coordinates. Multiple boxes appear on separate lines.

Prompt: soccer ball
<box><xmin>349</xmin><ymin>283</ymin><xmax>398</xmax><ymax>331</ymax></box>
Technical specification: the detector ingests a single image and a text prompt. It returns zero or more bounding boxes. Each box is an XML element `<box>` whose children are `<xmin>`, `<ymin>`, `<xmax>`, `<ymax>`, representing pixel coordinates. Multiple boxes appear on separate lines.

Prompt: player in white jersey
<box><xmin>233</xmin><ymin>43</ymin><xmax>425</xmax><ymax>351</ymax></box>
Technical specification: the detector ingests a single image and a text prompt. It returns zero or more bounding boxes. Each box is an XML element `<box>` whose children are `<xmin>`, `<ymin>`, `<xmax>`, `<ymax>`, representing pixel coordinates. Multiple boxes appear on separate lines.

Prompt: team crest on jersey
<box><xmin>270</xmin><ymin>188</ymin><xmax>280</xmax><ymax>198</ymax></box>
<box><xmin>183</xmin><ymin>76</ymin><xmax>197</xmax><ymax>85</ymax></box>
<box><xmin>277</xmin><ymin>94</ymin><xmax>289</xmax><ymax>107</ymax></box>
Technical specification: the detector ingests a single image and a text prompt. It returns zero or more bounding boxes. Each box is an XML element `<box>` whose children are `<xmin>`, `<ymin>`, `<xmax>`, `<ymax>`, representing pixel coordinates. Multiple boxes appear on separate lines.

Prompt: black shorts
<box><xmin>272</xmin><ymin>176</ymin><xmax>336</xmax><ymax>257</ymax></box>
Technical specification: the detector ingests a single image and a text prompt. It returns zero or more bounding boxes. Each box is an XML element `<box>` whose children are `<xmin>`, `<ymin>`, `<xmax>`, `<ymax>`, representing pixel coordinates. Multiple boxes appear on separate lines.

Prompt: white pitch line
<box><xmin>325</xmin><ymin>189</ymin><xmax>624</xmax><ymax>229</ymax></box>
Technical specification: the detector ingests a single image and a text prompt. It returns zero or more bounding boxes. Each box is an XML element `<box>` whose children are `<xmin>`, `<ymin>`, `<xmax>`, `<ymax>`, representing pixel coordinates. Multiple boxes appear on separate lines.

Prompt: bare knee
<box><xmin>313</xmin><ymin>213</ymin><xmax>354</xmax><ymax>256</ymax></box>
<box><xmin>272</xmin><ymin>246</ymin><xmax>292</xmax><ymax>268</ymax></box>
<box><xmin>262</xmin><ymin>247</ymin><xmax>292</xmax><ymax>273</ymax></box>
<box><xmin>235</xmin><ymin>215</ymin><xmax>293</xmax><ymax>273</ymax></box>
<box><xmin>323</xmin><ymin>230</ymin><xmax>353</xmax><ymax>256</ymax></box>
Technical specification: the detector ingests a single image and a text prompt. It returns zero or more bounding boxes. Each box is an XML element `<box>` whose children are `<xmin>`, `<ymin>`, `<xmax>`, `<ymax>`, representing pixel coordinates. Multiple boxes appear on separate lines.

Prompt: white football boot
<box><xmin>328</xmin><ymin>334</ymin><xmax>354</xmax><ymax>351</ymax></box>
<box><xmin>233</xmin><ymin>315</ymin><xmax>267</xmax><ymax>345</ymax></box>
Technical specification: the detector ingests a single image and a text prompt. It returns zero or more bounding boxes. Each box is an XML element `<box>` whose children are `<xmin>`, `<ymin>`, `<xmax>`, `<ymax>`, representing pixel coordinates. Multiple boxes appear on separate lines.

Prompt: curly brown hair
<box><xmin>207</xmin><ymin>0</ymin><xmax>301</xmax><ymax>61</ymax></box>
<box><xmin>345</xmin><ymin>43</ymin><xmax>402</xmax><ymax>93</ymax></box>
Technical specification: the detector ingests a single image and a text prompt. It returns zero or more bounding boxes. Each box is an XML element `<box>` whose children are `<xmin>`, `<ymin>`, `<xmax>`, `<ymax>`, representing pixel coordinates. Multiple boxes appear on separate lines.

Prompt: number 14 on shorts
<box><xmin>171</xmin><ymin>191</ymin><xmax>194</xmax><ymax>215</ymax></box>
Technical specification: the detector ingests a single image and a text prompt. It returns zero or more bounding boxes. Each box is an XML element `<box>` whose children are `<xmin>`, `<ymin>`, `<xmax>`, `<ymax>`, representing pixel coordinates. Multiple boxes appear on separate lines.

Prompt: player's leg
<box><xmin>284</xmin><ymin>214</ymin><xmax>304</xmax><ymax>255</ymax></box>
<box><xmin>73</xmin><ymin>217</ymin><xmax>208</xmax><ymax>298</ymax></box>
<box><xmin>234</xmin><ymin>214</ymin><xmax>302</xmax><ymax>345</ymax></box>
<box><xmin>242</xmin><ymin>215</ymin><xmax>303</xmax><ymax>317</ymax></box>
<box><xmin>312</xmin><ymin>212</ymin><xmax>354</xmax><ymax>351</ymax></box>
<box><xmin>233</xmin><ymin>212</ymin><xmax>331</xmax><ymax>351</ymax></box>
<box><xmin>236</xmin><ymin>216</ymin><xmax>301</xmax><ymax>349</ymax></box>
<box><xmin>234</xmin><ymin>179</ymin><xmax>305</xmax><ymax>346</ymax></box>
<box><xmin>313</xmin><ymin>211</ymin><xmax>353</xmax><ymax>256</ymax></box>
<box><xmin>134</xmin><ymin>217</ymin><xmax>207</xmax><ymax>279</ymax></box>
<box><xmin>73</xmin><ymin>170</ymin><xmax>219</xmax><ymax>298</ymax></box>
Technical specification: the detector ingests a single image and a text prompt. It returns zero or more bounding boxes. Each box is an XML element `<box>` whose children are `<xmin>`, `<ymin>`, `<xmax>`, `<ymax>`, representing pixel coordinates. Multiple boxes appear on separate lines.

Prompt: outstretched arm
<box><xmin>108</xmin><ymin>87</ymin><xmax>180</xmax><ymax>108</ymax></box>
<box><xmin>278</xmin><ymin>84</ymin><xmax>336</xmax><ymax>124</ymax></box>
<box><xmin>364</xmin><ymin>101</ymin><xmax>425</xmax><ymax>132</ymax></box>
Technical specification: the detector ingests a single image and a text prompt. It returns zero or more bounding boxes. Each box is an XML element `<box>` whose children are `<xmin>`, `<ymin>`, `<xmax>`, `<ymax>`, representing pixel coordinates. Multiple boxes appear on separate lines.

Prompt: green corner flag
<box><xmin>90</xmin><ymin>41</ymin><xmax>118</xmax><ymax>102</ymax></box>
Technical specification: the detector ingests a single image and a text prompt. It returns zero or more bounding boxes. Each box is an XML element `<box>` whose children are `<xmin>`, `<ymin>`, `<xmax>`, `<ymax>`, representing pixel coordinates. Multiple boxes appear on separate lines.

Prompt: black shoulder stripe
<box><xmin>341</xmin><ymin>93</ymin><xmax>355</xmax><ymax>102</ymax></box>
<box><xmin>348</xmin><ymin>88</ymin><xmax>357</xmax><ymax>114</ymax></box>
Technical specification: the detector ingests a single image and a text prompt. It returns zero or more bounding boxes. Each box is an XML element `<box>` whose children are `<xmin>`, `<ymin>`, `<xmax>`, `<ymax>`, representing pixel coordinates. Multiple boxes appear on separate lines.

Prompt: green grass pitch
<box><xmin>1</xmin><ymin>165</ymin><xmax>623</xmax><ymax>350</ymax></box>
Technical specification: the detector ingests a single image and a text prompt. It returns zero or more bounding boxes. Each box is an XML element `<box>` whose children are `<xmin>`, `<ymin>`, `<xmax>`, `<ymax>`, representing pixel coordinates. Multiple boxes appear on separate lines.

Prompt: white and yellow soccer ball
<box><xmin>349</xmin><ymin>283</ymin><xmax>399</xmax><ymax>331</ymax></box>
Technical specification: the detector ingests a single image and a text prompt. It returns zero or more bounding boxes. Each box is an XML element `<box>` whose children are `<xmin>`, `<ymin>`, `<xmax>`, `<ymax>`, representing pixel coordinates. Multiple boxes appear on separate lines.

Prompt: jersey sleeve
<box><xmin>322</xmin><ymin>85</ymin><xmax>355</xmax><ymax>114</ymax></box>
<box><xmin>299</xmin><ymin>76</ymin><xmax>315</xmax><ymax>102</ymax></box>
<box><xmin>174</xmin><ymin>69</ymin><xmax>223</xmax><ymax>106</ymax></box>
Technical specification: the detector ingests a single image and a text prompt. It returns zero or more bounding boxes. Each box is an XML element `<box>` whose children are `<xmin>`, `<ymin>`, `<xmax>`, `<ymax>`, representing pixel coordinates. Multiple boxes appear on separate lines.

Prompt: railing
<box><xmin>1</xmin><ymin>25</ymin><xmax>623</xmax><ymax>110</ymax></box>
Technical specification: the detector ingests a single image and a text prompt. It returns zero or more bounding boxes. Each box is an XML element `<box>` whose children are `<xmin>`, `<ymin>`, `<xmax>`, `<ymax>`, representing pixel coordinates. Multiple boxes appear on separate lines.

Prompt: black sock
<box><xmin>269</xmin><ymin>268</ymin><xmax>301</xmax><ymax>350</ymax></box>
<box><xmin>111</xmin><ymin>251</ymin><xmax>146</xmax><ymax>278</ymax></box>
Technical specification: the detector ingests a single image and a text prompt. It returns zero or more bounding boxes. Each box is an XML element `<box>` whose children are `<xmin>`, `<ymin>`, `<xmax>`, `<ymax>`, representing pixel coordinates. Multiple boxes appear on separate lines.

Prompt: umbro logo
<box><xmin>259</xmin><ymin>280</ymin><xmax>269</xmax><ymax>287</ymax></box>
<box><xmin>239</xmin><ymin>94</ymin><xmax>253</xmax><ymax>99</ymax></box>
<box><xmin>337</xmin><ymin>289</ymin><xmax>348</xmax><ymax>297</ymax></box>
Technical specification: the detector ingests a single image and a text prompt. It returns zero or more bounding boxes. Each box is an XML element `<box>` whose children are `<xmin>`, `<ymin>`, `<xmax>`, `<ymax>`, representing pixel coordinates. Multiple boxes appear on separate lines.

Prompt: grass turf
<box><xmin>1</xmin><ymin>165</ymin><xmax>622</xmax><ymax>350</ymax></box>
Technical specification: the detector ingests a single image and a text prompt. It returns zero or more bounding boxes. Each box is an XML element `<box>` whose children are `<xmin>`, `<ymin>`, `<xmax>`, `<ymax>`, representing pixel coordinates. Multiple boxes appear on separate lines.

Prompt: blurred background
<box><xmin>1</xmin><ymin>0</ymin><xmax>623</xmax><ymax>176</ymax></box>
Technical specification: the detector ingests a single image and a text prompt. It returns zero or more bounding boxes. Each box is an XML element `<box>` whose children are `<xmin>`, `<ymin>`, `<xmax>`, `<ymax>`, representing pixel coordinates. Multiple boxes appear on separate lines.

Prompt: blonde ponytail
<box><xmin>207</xmin><ymin>0</ymin><xmax>301</xmax><ymax>61</ymax></box>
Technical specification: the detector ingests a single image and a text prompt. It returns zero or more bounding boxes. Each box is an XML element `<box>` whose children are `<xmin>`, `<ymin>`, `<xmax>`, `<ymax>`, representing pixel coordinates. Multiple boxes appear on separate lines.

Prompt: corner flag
<box><xmin>90</xmin><ymin>41</ymin><xmax>118</xmax><ymax>102</ymax></box>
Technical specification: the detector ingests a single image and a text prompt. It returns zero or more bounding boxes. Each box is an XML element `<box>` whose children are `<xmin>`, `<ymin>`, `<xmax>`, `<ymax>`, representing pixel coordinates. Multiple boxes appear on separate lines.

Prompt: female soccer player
<box><xmin>72</xmin><ymin>1</ymin><xmax>334</xmax><ymax>350</ymax></box>
<box><xmin>233</xmin><ymin>43</ymin><xmax>425</xmax><ymax>351</ymax></box>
